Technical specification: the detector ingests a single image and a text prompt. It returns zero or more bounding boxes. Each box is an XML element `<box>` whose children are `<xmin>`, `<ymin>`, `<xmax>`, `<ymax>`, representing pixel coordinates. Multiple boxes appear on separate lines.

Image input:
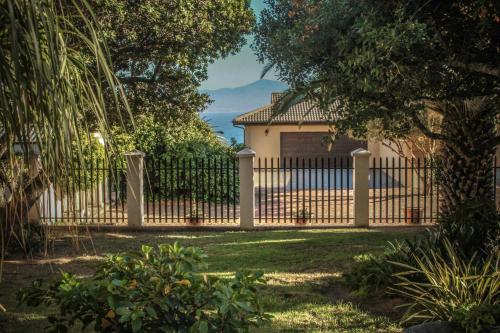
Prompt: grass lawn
<box><xmin>0</xmin><ymin>228</ymin><xmax>422</xmax><ymax>332</ymax></box>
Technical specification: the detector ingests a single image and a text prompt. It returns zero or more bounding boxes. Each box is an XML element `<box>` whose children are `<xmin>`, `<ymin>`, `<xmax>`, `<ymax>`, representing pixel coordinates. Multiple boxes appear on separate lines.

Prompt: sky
<box><xmin>200</xmin><ymin>0</ymin><xmax>279</xmax><ymax>90</ymax></box>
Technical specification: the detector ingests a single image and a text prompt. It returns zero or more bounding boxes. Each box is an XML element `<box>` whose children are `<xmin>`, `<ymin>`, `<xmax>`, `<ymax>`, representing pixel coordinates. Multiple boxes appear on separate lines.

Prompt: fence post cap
<box><xmin>236</xmin><ymin>148</ymin><xmax>256</xmax><ymax>158</ymax></box>
<box><xmin>351</xmin><ymin>148</ymin><xmax>371</xmax><ymax>157</ymax></box>
<box><xmin>125</xmin><ymin>150</ymin><xmax>145</xmax><ymax>157</ymax></box>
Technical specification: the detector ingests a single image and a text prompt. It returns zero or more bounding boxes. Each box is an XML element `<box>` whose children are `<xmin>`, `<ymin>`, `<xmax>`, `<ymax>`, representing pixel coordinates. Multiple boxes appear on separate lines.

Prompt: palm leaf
<box><xmin>0</xmin><ymin>0</ymin><xmax>129</xmax><ymax>259</ymax></box>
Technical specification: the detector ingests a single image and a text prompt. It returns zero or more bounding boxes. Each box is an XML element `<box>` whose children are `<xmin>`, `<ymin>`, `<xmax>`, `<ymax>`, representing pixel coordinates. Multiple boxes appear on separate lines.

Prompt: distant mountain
<box><xmin>202</xmin><ymin>79</ymin><xmax>288</xmax><ymax>113</ymax></box>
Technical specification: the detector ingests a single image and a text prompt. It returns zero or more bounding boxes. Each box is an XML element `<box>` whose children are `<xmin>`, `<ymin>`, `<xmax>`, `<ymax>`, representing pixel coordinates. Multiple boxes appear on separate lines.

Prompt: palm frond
<box><xmin>260</xmin><ymin>62</ymin><xmax>275</xmax><ymax>80</ymax></box>
<box><xmin>0</xmin><ymin>0</ymin><xmax>128</xmax><ymax>185</ymax></box>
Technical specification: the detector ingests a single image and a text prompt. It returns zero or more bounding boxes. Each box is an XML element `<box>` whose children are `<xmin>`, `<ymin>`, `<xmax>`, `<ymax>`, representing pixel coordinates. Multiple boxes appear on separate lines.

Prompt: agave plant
<box><xmin>390</xmin><ymin>239</ymin><xmax>500</xmax><ymax>324</ymax></box>
<box><xmin>0</xmin><ymin>0</ymin><xmax>128</xmax><ymax>257</ymax></box>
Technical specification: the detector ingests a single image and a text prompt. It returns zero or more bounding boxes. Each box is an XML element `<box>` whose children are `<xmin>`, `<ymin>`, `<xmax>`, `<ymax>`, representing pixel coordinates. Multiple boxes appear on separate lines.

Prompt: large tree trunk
<box><xmin>439</xmin><ymin>104</ymin><xmax>496</xmax><ymax>217</ymax></box>
<box><xmin>436</xmin><ymin>99</ymin><xmax>499</xmax><ymax>255</ymax></box>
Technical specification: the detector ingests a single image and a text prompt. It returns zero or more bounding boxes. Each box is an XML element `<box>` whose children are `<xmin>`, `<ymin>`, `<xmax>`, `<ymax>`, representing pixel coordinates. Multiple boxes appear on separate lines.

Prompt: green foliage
<box><xmin>453</xmin><ymin>304</ymin><xmax>500</xmax><ymax>333</ymax></box>
<box><xmin>0</xmin><ymin>0</ymin><xmax>127</xmax><ymax>257</ymax></box>
<box><xmin>345</xmin><ymin>222</ymin><xmax>500</xmax><ymax>298</ymax></box>
<box><xmin>344</xmin><ymin>254</ymin><xmax>392</xmax><ymax>297</ymax></box>
<box><xmin>391</xmin><ymin>239</ymin><xmax>500</xmax><ymax>325</ymax></box>
<box><xmin>0</xmin><ymin>0</ymin><xmax>126</xmax><ymax>180</ymax></box>
<box><xmin>133</xmin><ymin>114</ymin><xmax>234</xmax><ymax>160</ymax></box>
<box><xmin>254</xmin><ymin>0</ymin><xmax>499</xmax><ymax>139</ymax></box>
<box><xmin>73</xmin><ymin>0</ymin><xmax>254</xmax><ymax>127</ymax></box>
<box><xmin>18</xmin><ymin>242</ymin><xmax>270</xmax><ymax>332</ymax></box>
<box><xmin>346</xmin><ymin>253</ymin><xmax>396</xmax><ymax>298</ymax></box>
<box><xmin>344</xmin><ymin>240</ymin><xmax>417</xmax><ymax>297</ymax></box>
<box><xmin>110</xmin><ymin>114</ymin><xmax>240</xmax><ymax>203</ymax></box>
<box><xmin>254</xmin><ymin>0</ymin><xmax>500</xmax><ymax>221</ymax></box>
<box><xmin>436</xmin><ymin>199</ymin><xmax>500</xmax><ymax>258</ymax></box>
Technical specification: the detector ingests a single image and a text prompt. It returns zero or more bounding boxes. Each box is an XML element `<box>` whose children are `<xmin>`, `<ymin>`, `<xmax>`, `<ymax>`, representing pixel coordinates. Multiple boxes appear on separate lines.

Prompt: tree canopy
<box><xmin>254</xmin><ymin>0</ymin><xmax>500</xmax><ymax>217</ymax></box>
<box><xmin>254</xmin><ymin>0</ymin><xmax>499</xmax><ymax>140</ymax></box>
<box><xmin>81</xmin><ymin>0</ymin><xmax>255</xmax><ymax>125</ymax></box>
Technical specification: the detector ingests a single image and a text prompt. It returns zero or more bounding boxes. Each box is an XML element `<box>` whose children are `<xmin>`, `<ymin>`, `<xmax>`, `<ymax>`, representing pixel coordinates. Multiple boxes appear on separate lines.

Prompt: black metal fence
<box><xmin>39</xmin><ymin>159</ymin><xmax>127</xmax><ymax>224</ymax></box>
<box><xmin>37</xmin><ymin>154</ymin><xmax>500</xmax><ymax>227</ymax></box>
<box><xmin>143</xmin><ymin>157</ymin><xmax>239</xmax><ymax>224</ymax></box>
<box><xmin>255</xmin><ymin>157</ymin><xmax>354</xmax><ymax>225</ymax></box>
<box><xmin>369</xmin><ymin>157</ymin><xmax>439</xmax><ymax>224</ymax></box>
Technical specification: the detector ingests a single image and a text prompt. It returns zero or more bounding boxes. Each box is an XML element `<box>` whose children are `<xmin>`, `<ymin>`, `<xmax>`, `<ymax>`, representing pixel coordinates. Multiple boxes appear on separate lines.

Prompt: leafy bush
<box><xmin>453</xmin><ymin>304</ymin><xmax>500</xmax><ymax>333</ymax></box>
<box><xmin>133</xmin><ymin>113</ymin><xmax>236</xmax><ymax>160</ymax></box>
<box><xmin>343</xmin><ymin>240</ymin><xmax>420</xmax><ymax>296</ymax></box>
<box><xmin>390</xmin><ymin>239</ymin><xmax>499</xmax><ymax>325</ymax></box>
<box><xmin>114</xmin><ymin>114</ymin><xmax>241</xmax><ymax>203</ymax></box>
<box><xmin>344</xmin><ymin>254</ymin><xmax>392</xmax><ymax>297</ymax></box>
<box><xmin>18</xmin><ymin>242</ymin><xmax>270</xmax><ymax>332</ymax></box>
<box><xmin>437</xmin><ymin>199</ymin><xmax>500</xmax><ymax>259</ymax></box>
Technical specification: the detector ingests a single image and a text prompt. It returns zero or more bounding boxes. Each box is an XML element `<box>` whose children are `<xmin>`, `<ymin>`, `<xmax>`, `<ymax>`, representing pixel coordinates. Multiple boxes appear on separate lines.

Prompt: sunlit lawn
<box><xmin>0</xmin><ymin>228</ymin><xmax>422</xmax><ymax>332</ymax></box>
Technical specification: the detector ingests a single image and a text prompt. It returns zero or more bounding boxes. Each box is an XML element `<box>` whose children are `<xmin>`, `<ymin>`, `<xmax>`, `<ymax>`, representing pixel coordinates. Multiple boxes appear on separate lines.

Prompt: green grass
<box><xmin>0</xmin><ymin>228</ymin><xmax>422</xmax><ymax>332</ymax></box>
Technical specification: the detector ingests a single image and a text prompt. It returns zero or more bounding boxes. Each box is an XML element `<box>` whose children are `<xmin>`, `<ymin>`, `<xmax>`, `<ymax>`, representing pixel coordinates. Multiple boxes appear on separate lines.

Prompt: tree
<box><xmin>0</xmin><ymin>0</ymin><xmax>127</xmax><ymax>256</ymax></box>
<box><xmin>75</xmin><ymin>0</ymin><xmax>255</xmax><ymax>126</ymax></box>
<box><xmin>253</xmin><ymin>1</ymin><xmax>500</xmax><ymax>219</ymax></box>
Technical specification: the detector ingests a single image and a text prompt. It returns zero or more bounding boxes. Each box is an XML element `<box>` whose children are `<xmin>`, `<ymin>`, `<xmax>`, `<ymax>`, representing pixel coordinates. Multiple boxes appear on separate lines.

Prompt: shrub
<box><xmin>343</xmin><ymin>240</ymin><xmax>420</xmax><ymax>296</ymax></box>
<box><xmin>437</xmin><ymin>199</ymin><xmax>500</xmax><ymax>259</ymax></box>
<box><xmin>453</xmin><ymin>304</ymin><xmax>500</xmax><ymax>333</ymax></box>
<box><xmin>18</xmin><ymin>242</ymin><xmax>270</xmax><ymax>332</ymax></box>
<box><xmin>390</xmin><ymin>239</ymin><xmax>499</xmax><ymax>325</ymax></box>
<box><xmin>115</xmin><ymin>115</ymin><xmax>241</xmax><ymax>203</ymax></box>
<box><xmin>343</xmin><ymin>254</ymin><xmax>392</xmax><ymax>297</ymax></box>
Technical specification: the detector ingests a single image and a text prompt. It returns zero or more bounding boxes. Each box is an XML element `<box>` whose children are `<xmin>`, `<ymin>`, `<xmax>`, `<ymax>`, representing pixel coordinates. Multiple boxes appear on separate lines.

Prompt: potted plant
<box><xmin>186</xmin><ymin>203</ymin><xmax>203</xmax><ymax>224</ymax></box>
<box><xmin>293</xmin><ymin>209</ymin><xmax>313</xmax><ymax>225</ymax></box>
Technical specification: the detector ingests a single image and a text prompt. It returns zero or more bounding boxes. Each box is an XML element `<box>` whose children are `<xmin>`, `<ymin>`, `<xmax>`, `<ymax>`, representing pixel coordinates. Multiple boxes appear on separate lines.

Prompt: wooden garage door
<box><xmin>280</xmin><ymin>132</ymin><xmax>367</xmax><ymax>167</ymax></box>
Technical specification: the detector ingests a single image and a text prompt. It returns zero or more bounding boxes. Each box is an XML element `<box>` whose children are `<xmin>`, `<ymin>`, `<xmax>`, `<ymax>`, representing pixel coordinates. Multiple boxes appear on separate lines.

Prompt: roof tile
<box><xmin>233</xmin><ymin>96</ymin><xmax>339</xmax><ymax>125</ymax></box>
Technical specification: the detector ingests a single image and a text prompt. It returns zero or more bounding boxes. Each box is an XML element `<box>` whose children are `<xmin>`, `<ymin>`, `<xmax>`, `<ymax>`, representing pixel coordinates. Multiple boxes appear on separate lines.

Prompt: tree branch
<box><xmin>410</xmin><ymin>111</ymin><xmax>470</xmax><ymax>160</ymax></box>
<box><xmin>117</xmin><ymin>76</ymin><xmax>156</xmax><ymax>84</ymax></box>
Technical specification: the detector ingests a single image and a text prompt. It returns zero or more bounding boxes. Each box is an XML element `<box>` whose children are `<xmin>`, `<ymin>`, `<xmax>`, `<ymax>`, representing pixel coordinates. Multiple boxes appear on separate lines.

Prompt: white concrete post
<box><xmin>351</xmin><ymin>148</ymin><xmax>371</xmax><ymax>227</ymax></box>
<box><xmin>125</xmin><ymin>151</ymin><xmax>145</xmax><ymax>227</ymax></box>
<box><xmin>237</xmin><ymin>148</ymin><xmax>256</xmax><ymax>229</ymax></box>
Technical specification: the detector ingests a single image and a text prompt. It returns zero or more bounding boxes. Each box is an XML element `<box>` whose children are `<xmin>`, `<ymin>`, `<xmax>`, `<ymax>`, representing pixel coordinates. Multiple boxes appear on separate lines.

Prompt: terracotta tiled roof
<box><xmin>271</xmin><ymin>92</ymin><xmax>285</xmax><ymax>103</ymax></box>
<box><xmin>233</xmin><ymin>96</ymin><xmax>339</xmax><ymax>125</ymax></box>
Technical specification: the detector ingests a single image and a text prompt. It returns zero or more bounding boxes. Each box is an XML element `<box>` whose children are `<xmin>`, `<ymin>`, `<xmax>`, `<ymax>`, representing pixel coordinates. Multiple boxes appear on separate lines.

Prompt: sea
<box><xmin>202</xmin><ymin>112</ymin><xmax>244</xmax><ymax>144</ymax></box>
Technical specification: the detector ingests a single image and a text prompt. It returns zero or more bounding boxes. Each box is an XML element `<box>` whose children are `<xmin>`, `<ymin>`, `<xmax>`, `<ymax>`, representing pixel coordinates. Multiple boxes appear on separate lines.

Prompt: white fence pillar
<box><xmin>237</xmin><ymin>148</ymin><xmax>255</xmax><ymax>229</ymax></box>
<box><xmin>352</xmin><ymin>148</ymin><xmax>371</xmax><ymax>227</ymax></box>
<box><xmin>126</xmin><ymin>151</ymin><xmax>145</xmax><ymax>227</ymax></box>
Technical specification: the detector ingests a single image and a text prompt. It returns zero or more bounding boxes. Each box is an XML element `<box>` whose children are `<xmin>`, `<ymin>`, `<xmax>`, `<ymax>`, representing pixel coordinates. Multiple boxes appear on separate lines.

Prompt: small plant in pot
<box><xmin>293</xmin><ymin>208</ymin><xmax>313</xmax><ymax>224</ymax></box>
<box><xmin>186</xmin><ymin>202</ymin><xmax>203</xmax><ymax>224</ymax></box>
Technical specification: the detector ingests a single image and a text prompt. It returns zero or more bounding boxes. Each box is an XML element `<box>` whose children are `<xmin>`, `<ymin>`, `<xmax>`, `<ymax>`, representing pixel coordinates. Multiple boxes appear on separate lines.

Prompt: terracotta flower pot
<box><xmin>295</xmin><ymin>218</ymin><xmax>308</xmax><ymax>225</ymax></box>
<box><xmin>405</xmin><ymin>208</ymin><xmax>422</xmax><ymax>224</ymax></box>
<box><xmin>187</xmin><ymin>217</ymin><xmax>202</xmax><ymax>225</ymax></box>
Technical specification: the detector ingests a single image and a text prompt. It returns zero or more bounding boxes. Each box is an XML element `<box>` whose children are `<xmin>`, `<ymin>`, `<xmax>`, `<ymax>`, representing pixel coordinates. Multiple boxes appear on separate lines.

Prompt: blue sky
<box><xmin>201</xmin><ymin>0</ymin><xmax>279</xmax><ymax>90</ymax></box>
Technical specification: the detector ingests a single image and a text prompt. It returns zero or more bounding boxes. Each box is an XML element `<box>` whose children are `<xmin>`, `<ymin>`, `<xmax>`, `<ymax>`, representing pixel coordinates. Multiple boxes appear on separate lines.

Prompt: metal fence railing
<box><xmin>369</xmin><ymin>157</ymin><xmax>439</xmax><ymax>225</ymax></box>
<box><xmin>37</xmin><ymin>153</ymin><xmax>500</xmax><ymax>227</ymax></box>
<box><xmin>39</xmin><ymin>159</ymin><xmax>127</xmax><ymax>224</ymax></box>
<box><xmin>143</xmin><ymin>157</ymin><xmax>239</xmax><ymax>225</ymax></box>
<box><xmin>255</xmin><ymin>157</ymin><xmax>354</xmax><ymax>225</ymax></box>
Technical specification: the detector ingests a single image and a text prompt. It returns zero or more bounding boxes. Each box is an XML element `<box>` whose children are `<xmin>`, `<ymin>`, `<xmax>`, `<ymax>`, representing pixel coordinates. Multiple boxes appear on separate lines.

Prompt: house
<box><xmin>233</xmin><ymin>92</ymin><xmax>398</xmax><ymax>166</ymax></box>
